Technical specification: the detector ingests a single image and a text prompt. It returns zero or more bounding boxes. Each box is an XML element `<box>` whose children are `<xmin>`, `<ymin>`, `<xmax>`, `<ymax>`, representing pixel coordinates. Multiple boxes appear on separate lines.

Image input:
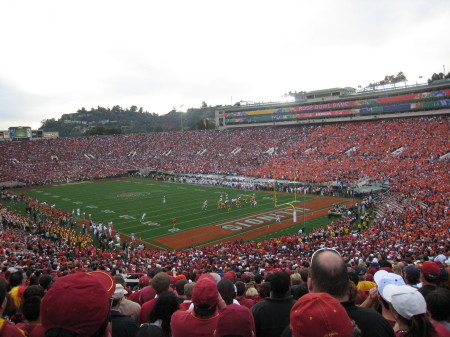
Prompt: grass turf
<box><xmin>17</xmin><ymin>178</ymin><xmax>318</xmax><ymax>245</ymax></box>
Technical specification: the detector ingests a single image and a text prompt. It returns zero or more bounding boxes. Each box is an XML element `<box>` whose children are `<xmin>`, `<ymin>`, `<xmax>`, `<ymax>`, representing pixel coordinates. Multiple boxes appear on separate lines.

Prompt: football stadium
<box><xmin>1</xmin><ymin>79</ymin><xmax>449</xmax><ymax>336</ymax></box>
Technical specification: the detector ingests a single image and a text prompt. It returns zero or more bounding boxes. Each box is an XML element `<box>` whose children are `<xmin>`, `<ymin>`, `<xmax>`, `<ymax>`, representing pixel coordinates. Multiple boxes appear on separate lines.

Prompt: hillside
<box><xmin>40</xmin><ymin>104</ymin><xmax>217</xmax><ymax>136</ymax></box>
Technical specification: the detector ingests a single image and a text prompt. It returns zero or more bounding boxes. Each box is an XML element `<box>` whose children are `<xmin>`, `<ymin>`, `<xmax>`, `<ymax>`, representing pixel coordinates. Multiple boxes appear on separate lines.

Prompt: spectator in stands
<box><xmin>111</xmin><ymin>283</ymin><xmax>139</xmax><ymax>337</ymax></box>
<box><xmin>217</xmin><ymin>278</ymin><xmax>236</xmax><ymax>305</ymax></box>
<box><xmin>286</xmin><ymin>292</ymin><xmax>358</xmax><ymax>337</ymax></box>
<box><xmin>403</xmin><ymin>265</ymin><xmax>421</xmax><ymax>288</ymax></box>
<box><xmin>15</xmin><ymin>296</ymin><xmax>41</xmax><ymax>336</ymax></box>
<box><xmin>38</xmin><ymin>274</ymin><xmax>53</xmax><ymax>293</ymax></box>
<box><xmin>136</xmin><ymin>291</ymin><xmax>179</xmax><ymax>337</ymax></box>
<box><xmin>0</xmin><ymin>284</ymin><xmax>26</xmax><ymax>336</ymax></box>
<box><xmin>419</xmin><ymin>261</ymin><xmax>441</xmax><ymax>299</ymax></box>
<box><xmin>138</xmin><ymin>272</ymin><xmax>171</xmax><ymax>324</ymax></box>
<box><xmin>425</xmin><ymin>288</ymin><xmax>450</xmax><ymax>332</ymax></box>
<box><xmin>171</xmin><ymin>274</ymin><xmax>221</xmax><ymax>337</ymax></box>
<box><xmin>251</xmin><ymin>272</ymin><xmax>295</xmax><ymax>337</ymax></box>
<box><xmin>382</xmin><ymin>284</ymin><xmax>447</xmax><ymax>337</ymax></box>
<box><xmin>179</xmin><ymin>282</ymin><xmax>195</xmax><ymax>311</ymax></box>
<box><xmin>214</xmin><ymin>303</ymin><xmax>256</xmax><ymax>337</ymax></box>
<box><xmin>174</xmin><ymin>278</ymin><xmax>188</xmax><ymax>303</ymax></box>
<box><xmin>235</xmin><ymin>281</ymin><xmax>255</xmax><ymax>308</ymax></box>
<box><xmin>39</xmin><ymin>272</ymin><xmax>113</xmax><ymax>337</ymax></box>
<box><xmin>114</xmin><ymin>275</ymin><xmax>140</xmax><ymax>322</ymax></box>
<box><xmin>128</xmin><ymin>275</ymin><xmax>150</xmax><ymax>304</ymax></box>
<box><xmin>307</xmin><ymin>248</ymin><xmax>395</xmax><ymax>337</ymax></box>
<box><xmin>361</xmin><ymin>270</ymin><xmax>406</xmax><ymax>328</ymax></box>
<box><xmin>290</xmin><ymin>272</ymin><xmax>308</xmax><ymax>300</ymax></box>
<box><xmin>8</xmin><ymin>271</ymin><xmax>26</xmax><ymax>317</ymax></box>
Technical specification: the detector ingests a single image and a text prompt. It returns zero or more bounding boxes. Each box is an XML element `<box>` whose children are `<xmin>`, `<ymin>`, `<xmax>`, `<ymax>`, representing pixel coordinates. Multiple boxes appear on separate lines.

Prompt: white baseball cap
<box><xmin>112</xmin><ymin>283</ymin><xmax>127</xmax><ymax>300</ymax></box>
<box><xmin>382</xmin><ymin>284</ymin><xmax>426</xmax><ymax>319</ymax></box>
<box><xmin>374</xmin><ymin>271</ymin><xmax>405</xmax><ymax>300</ymax></box>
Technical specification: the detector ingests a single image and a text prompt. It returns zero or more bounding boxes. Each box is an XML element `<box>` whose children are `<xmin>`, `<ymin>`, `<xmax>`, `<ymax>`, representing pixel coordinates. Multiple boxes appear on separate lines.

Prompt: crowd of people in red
<box><xmin>0</xmin><ymin>115</ymin><xmax>449</xmax><ymax>337</ymax></box>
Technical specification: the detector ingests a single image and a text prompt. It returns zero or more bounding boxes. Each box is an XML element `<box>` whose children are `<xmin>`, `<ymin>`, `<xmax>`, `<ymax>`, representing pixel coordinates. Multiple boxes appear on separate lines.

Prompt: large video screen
<box><xmin>9</xmin><ymin>127</ymin><xmax>32</xmax><ymax>139</ymax></box>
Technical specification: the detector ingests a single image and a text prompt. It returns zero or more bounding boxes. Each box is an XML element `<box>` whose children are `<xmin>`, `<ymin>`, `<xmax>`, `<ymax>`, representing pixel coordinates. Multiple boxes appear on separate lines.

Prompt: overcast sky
<box><xmin>0</xmin><ymin>0</ymin><xmax>449</xmax><ymax>130</ymax></box>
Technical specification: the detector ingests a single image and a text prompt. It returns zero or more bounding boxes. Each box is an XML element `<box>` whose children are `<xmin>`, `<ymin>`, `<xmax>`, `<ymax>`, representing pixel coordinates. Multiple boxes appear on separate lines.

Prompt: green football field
<box><xmin>20</xmin><ymin>178</ymin><xmax>316</xmax><ymax>244</ymax></box>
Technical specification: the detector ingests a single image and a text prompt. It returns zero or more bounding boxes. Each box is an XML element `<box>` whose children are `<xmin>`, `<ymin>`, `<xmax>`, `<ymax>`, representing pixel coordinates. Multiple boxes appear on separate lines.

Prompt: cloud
<box><xmin>0</xmin><ymin>0</ymin><xmax>449</xmax><ymax>130</ymax></box>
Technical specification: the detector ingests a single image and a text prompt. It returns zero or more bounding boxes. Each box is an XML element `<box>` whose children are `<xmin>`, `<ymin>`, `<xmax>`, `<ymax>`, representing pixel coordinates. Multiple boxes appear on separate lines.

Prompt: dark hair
<box><xmin>9</xmin><ymin>271</ymin><xmax>24</xmax><ymax>287</ymax></box>
<box><xmin>0</xmin><ymin>285</ymin><xmax>6</xmax><ymax>306</ymax></box>
<box><xmin>24</xmin><ymin>285</ymin><xmax>45</xmax><ymax>299</ymax></box>
<box><xmin>254</xmin><ymin>274</ymin><xmax>263</xmax><ymax>284</ymax></box>
<box><xmin>29</xmin><ymin>274</ymin><xmax>39</xmax><ymax>286</ymax></box>
<box><xmin>149</xmin><ymin>267</ymin><xmax>163</xmax><ymax>278</ymax></box>
<box><xmin>260</xmin><ymin>282</ymin><xmax>271</xmax><ymax>298</ymax></box>
<box><xmin>423</xmin><ymin>273</ymin><xmax>439</xmax><ymax>284</ymax></box>
<box><xmin>217</xmin><ymin>278</ymin><xmax>235</xmax><ymax>305</ymax></box>
<box><xmin>379</xmin><ymin>260</ymin><xmax>392</xmax><ymax>268</ymax></box>
<box><xmin>39</xmin><ymin>274</ymin><xmax>53</xmax><ymax>290</ymax></box>
<box><xmin>425</xmin><ymin>288</ymin><xmax>450</xmax><ymax>322</ymax></box>
<box><xmin>310</xmin><ymin>250</ymin><xmax>349</xmax><ymax>298</ymax></box>
<box><xmin>395</xmin><ymin>312</ymin><xmax>435</xmax><ymax>337</ymax></box>
<box><xmin>269</xmin><ymin>272</ymin><xmax>290</xmax><ymax>297</ymax></box>
<box><xmin>22</xmin><ymin>296</ymin><xmax>41</xmax><ymax>321</ymax></box>
<box><xmin>404</xmin><ymin>268</ymin><xmax>420</xmax><ymax>285</ymax></box>
<box><xmin>235</xmin><ymin>281</ymin><xmax>246</xmax><ymax>297</ymax></box>
<box><xmin>348</xmin><ymin>271</ymin><xmax>359</xmax><ymax>287</ymax></box>
<box><xmin>175</xmin><ymin>279</ymin><xmax>188</xmax><ymax>296</ymax></box>
<box><xmin>148</xmin><ymin>291</ymin><xmax>179</xmax><ymax>335</ymax></box>
<box><xmin>291</xmin><ymin>283</ymin><xmax>308</xmax><ymax>300</ymax></box>
<box><xmin>194</xmin><ymin>304</ymin><xmax>217</xmax><ymax>317</ymax></box>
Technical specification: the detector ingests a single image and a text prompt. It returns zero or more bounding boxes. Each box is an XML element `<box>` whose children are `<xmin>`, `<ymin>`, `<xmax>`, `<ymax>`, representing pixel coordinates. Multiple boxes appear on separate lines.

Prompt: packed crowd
<box><xmin>0</xmin><ymin>186</ymin><xmax>449</xmax><ymax>336</ymax></box>
<box><xmin>1</xmin><ymin>116</ymin><xmax>449</xmax><ymax>203</ymax></box>
<box><xmin>0</xmin><ymin>115</ymin><xmax>449</xmax><ymax>336</ymax></box>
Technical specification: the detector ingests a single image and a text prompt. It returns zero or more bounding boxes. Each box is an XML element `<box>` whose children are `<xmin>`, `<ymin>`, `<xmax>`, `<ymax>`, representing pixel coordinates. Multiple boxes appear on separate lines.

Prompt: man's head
<box><xmin>111</xmin><ymin>283</ymin><xmax>127</xmax><ymax>308</ymax></box>
<box><xmin>151</xmin><ymin>272</ymin><xmax>171</xmax><ymax>295</ymax></box>
<box><xmin>214</xmin><ymin>304</ymin><xmax>255</xmax><ymax>337</ymax></box>
<box><xmin>39</xmin><ymin>274</ymin><xmax>54</xmax><ymax>291</ymax></box>
<box><xmin>217</xmin><ymin>278</ymin><xmax>236</xmax><ymax>305</ymax></box>
<box><xmin>403</xmin><ymin>265</ymin><xmax>420</xmax><ymax>285</ymax></box>
<box><xmin>308</xmin><ymin>248</ymin><xmax>349</xmax><ymax>300</ymax></box>
<box><xmin>290</xmin><ymin>273</ymin><xmax>302</xmax><ymax>286</ymax></box>
<box><xmin>235</xmin><ymin>281</ymin><xmax>246</xmax><ymax>297</ymax></box>
<box><xmin>138</xmin><ymin>275</ymin><xmax>151</xmax><ymax>288</ymax></box>
<box><xmin>269</xmin><ymin>272</ymin><xmax>291</xmax><ymax>298</ymax></box>
<box><xmin>290</xmin><ymin>292</ymin><xmax>353</xmax><ymax>337</ymax></box>
<box><xmin>9</xmin><ymin>271</ymin><xmax>24</xmax><ymax>287</ymax></box>
<box><xmin>113</xmin><ymin>274</ymin><xmax>126</xmax><ymax>287</ymax></box>
<box><xmin>22</xmin><ymin>296</ymin><xmax>41</xmax><ymax>322</ymax></box>
<box><xmin>184</xmin><ymin>282</ymin><xmax>195</xmax><ymax>299</ymax></box>
<box><xmin>40</xmin><ymin>272</ymin><xmax>114</xmax><ymax>337</ymax></box>
<box><xmin>192</xmin><ymin>275</ymin><xmax>218</xmax><ymax>317</ymax></box>
<box><xmin>420</xmin><ymin>261</ymin><xmax>440</xmax><ymax>285</ymax></box>
<box><xmin>425</xmin><ymin>287</ymin><xmax>450</xmax><ymax>322</ymax></box>
<box><xmin>175</xmin><ymin>279</ymin><xmax>188</xmax><ymax>296</ymax></box>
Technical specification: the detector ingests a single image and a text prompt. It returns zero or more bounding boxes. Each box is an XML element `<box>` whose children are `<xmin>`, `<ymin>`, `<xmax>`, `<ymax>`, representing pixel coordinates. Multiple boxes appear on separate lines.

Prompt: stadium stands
<box><xmin>0</xmin><ymin>115</ymin><xmax>448</xmax><ymax>336</ymax></box>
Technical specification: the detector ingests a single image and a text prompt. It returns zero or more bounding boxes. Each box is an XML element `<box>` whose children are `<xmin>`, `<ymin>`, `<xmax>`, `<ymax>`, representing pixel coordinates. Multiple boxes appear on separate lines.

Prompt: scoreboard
<box><xmin>9</xmin><ymin>126</ymin><xmax>32</xmax><ymax>139</ymax></box>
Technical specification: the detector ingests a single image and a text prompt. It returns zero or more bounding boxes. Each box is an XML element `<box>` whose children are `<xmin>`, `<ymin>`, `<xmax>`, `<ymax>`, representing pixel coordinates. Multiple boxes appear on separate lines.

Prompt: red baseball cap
<box><xmin>40</xmin><ymin>273</ymin><xmax>111</xmax><ymax>337</ymax></box>
<box><xmin>290</xmin><ymin>293</ymin><xmax>353</xmax><ymax>337</ymax></box>
<box><xmin>215</xmin><ymin>304</ymin><xmax>255</xmax><ymax>337</ymax></box>
<box><xmin>139</xmin><ymin>275</ymin><xmax>151</xmax><ymax>287</ymax></box>
<box><xmin>192</xmin><ymin>276</ymin><xmax>218</xmax><ymax>307</ymax></box>
<box><xmin>87</xmin><ymin>270</ymin><xmax>116</xmax><ymax>298</ymax></box>
<box><xmin>420</xmin><ymin>261</ymin><xmax>440</xmax><ymax>278</ymax></box>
